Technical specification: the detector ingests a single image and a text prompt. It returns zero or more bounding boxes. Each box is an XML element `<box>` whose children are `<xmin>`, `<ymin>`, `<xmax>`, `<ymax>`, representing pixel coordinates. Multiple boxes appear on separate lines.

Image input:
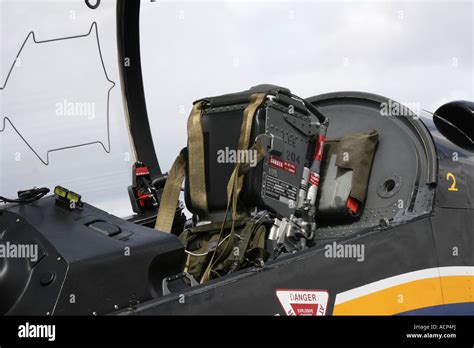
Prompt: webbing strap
<box><xmin>200</xmin><ymin>162</ymin><xmax>239</xmax><ymax>283</ymax></box>
<box><xmin>154</xmin><ymin>151</ymin><xmax>186</xmax><ymax>233</ymax></box>
<box><xmin>187</xmin><ymin>101</ymin><xmax>208</xmax><ymax>218</ymax></box>
<box><xmin>200</xmin><ymin>93</ymin><xmax>268</xmax><ymax>283</ymax></box>
<box><xmin>200</xmin><ymin>143</ymin><xmax>266</xmax><ymax>282</ymax></box>
<box><xmin>235</xmin><ymin>93</ymin><xmax>267</xmax><ymax>197</ymax></box>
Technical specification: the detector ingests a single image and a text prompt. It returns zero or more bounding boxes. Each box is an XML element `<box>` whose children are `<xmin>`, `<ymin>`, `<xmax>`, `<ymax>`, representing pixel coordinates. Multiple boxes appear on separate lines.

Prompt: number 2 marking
<box><xmin>447</xmin><ymin>172</ymin><xmax>459</xmax><ymax>191</ymax></box>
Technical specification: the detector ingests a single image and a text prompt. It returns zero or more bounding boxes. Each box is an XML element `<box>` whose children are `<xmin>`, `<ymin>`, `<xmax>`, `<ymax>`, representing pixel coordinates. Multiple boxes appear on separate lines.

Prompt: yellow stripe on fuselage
<box><xmin>333</xmin><ymin>267</ymin><xmax>474</xmax><ymax>315</ymax></box>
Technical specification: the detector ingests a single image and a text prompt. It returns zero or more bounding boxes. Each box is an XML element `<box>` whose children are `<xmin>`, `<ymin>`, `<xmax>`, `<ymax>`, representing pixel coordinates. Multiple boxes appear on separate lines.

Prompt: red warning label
<box><xmin>290</xmin><ymin>303</ymin><xmax>319</xmax><ymax>316</ymax></box>
<box><xmin>276</xmin><ymin>289</ymin><xmax>329</xmax><ymax>316</ymax></box>
<box><xmin>269</xmin><ymin>156</ymin><xmax>296</xmax><ymax>175</ymax></box>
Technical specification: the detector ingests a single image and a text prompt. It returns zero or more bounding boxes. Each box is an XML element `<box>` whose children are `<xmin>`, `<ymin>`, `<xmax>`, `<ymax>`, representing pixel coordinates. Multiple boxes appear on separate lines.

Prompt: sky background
<box><xmin>1</xmin><ymin>0</ymin><xmax>473</xmax><ymax>217</ymax></box>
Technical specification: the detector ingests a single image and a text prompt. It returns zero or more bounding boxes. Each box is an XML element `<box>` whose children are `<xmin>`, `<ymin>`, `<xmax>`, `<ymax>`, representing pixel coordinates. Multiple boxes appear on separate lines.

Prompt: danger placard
<box><xmin>276</xmin><ymin>289</ymin><xmax>329</xmax><ymax>316</ymax></box>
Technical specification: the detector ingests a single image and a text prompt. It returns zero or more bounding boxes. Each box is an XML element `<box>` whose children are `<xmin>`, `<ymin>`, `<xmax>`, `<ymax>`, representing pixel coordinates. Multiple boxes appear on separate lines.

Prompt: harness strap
<box><xmin>187</xmin><ymin>101</ymin><xmax>209</xmax><ymax>218</ymax></box>
<box><xmin>154</xmin><ymin>149</ymin><xmax>187</xmax><ymax>232</ymax></box>
<box><xmin>200</xmin><ymin>93</ymin><xmax>268</xmax><ymax>283</ymax></box>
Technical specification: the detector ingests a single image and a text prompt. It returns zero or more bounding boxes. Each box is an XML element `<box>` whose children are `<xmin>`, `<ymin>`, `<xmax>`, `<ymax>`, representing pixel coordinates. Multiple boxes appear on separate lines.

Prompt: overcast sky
<box><xmin>141</xmin><ymin>0</ymin><xmax>473</xmax><ymax>171</ymax></box>
<box><xmin>1</xmin><ymin>0</ymin><xmax>473</xmax><ymax>217</ymax></box>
